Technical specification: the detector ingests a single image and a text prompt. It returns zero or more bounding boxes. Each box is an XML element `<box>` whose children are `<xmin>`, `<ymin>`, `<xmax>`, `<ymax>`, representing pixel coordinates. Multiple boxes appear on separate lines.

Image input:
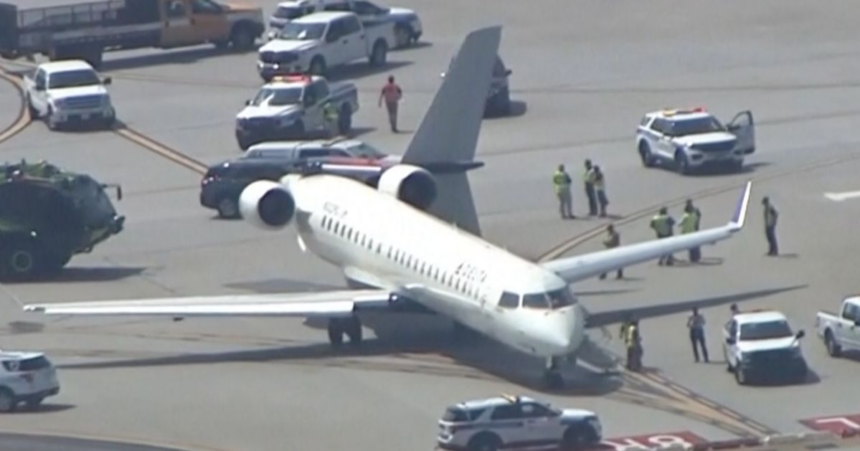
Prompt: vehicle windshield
<box><xmin>277</xmin><ymin>22</ymin><xmax>326</xmax><ymax>40</ymax></box>
<box><xmin>47</xmin><ymin>69</ymin><xmax>100</xmax><ymax>89</ymax></box>
<box><xmin>274</xmin><ymin>6</ymin><xmax>304</xmax><ymax>19</ymax></box>
<box><xmin>522</xmin><ymin>289</ymin><xmax>576</xmax><ymax>310</ymax></box>
<box><xmin>665</xmin><ymin>117</ymin><xmax>725</xmax><ymax>136</ymax></box>
<box><xmin>442</xmin><ymin>407</ymin><xmax>469</xmax><ymax>422</ymax></box>
<box><xmin>345</xmin><ymin>143</ymin><xmax>387</xmax><ymax>159</ymax></box>
<box><xmin>251</xmin><ymin>87</ymin><xmax>303</xmax><ymax>107</ymax></box>
<box><xmin>739</xmin><ymin>320</ymin><xmax>793</xmax><ymax>341</ymax></box>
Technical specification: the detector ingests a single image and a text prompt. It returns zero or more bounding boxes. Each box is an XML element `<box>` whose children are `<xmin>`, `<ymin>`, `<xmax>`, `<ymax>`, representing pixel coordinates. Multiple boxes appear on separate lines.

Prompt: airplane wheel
<box><xmin>327</xmin><ymin>319</ymin><xmax>344</xmax><ymax>348</ymax></box>
<box><xmin>542</xmin><ymin>370</ymin><xmax>565</xmax><ymax>390</ymax></box>
<box><xmin>344</xmin><ymin>316</ymin><xmax>363</xmax><ymax>346</ymax></box>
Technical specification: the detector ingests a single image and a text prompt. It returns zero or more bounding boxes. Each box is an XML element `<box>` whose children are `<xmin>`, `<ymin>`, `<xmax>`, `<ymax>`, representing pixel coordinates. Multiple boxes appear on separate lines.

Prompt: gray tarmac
<box><xmin>3</xmin><ymin>0</ymin><xmax>860</xmax><ymax>449</ymax></box>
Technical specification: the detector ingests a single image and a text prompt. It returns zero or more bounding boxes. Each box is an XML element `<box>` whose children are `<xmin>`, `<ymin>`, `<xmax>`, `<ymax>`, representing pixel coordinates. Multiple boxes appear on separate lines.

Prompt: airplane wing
<box><xmin>541</xmin><ymin>181</ymin><xmax>752</xmax><ymax>284</ymax></box>
<box><xmin>23</xmin><ymin>289</ymin><xmax>393</xmax><ymax>318</ymax></box>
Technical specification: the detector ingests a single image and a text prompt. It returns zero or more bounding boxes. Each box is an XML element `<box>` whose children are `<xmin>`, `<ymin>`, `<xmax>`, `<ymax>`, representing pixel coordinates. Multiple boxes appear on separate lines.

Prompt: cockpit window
<box><xmin>522</xmin><ymin>289</ymin><xmax>575</xmax><ymax>310</ymax></box>
<box><xmin>498</xmin><ymin>291</ymin><xmax>519</xmax><ymax>309</ymax></box>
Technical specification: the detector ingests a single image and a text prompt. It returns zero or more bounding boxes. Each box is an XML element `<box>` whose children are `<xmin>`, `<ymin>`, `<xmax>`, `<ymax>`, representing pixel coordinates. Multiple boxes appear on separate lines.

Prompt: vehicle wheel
<box><xmin>45</xmin><ymin>106</ymin><xmax>59</xmax><ymax>131</ymax></box>
<box><xmin>26</xmin><ymin>95</ymin><xmax>39</xmax><ymax>119</ymax></box>
<box><xmin>230</xmin><ymin>26</ymin><xmax>255</xmax><ymax>51</ymax></box>
<box><xmin>344</xmin><ymin>316</ymin><xmax>362</xmax><ymax>347</ymax></box>
<box><xmin>394</xmin><ymin>25</ymin><xmax>412</xmax><ymax>48</ymax></box>
<box><xmin>2</xmin><ymin>242</ymin><xmax>39</xmax><ymax>281</ymax></box>
<box><xmin>339</xmin><ymin>104</ymin><xmax>352</xmax><ymax>135</ymax></box>
<box><xmin>327</xmin><ymin>319</ymin><xmax>344</xmax><ymax>349</ymax></box>
<box><xmin>369</xmin><ymin>41</ymin><xmax>388</xmax><ymax>67</ymax></box>
<box><xmin>563</xmin><ymin>424</ymin><xmax>594</xmax><ymax>449</ymax></box>
<box><xmin>734</xmin><ymin>367</ymin><xmax>747</xmax><ymax>385</ymax></box>
<box><xmin>675</xmin><ymin>151</ymin><xmax>691</xmax><ymax>175</ymax></box>
<box><xmin>309</xmin><ymin>57</ymin><xmax>326</xmax><ymax>76</ymax></box>
<box><xmin>467</xmin><ymin>432</ymin><xmax>502</xmax><ymax>451</ymax></box>
<box><xmin>638</xmin><ymin>141</ymin><xmax>655</xmax><ymax>168</ymax></box>
<box><xmin>0</xmin><ymin>388</ymin><xmax>16</xmax><ymax>413</ymax></box>
<box><xmin>825</xmin><ymin>331</ymin><xmax>842</xmax><ymax>357</ymax></box>
<box><xmin>24</xmin><ymin>397</ymin><xmax>44</xmax><ymax>410</ymax></box>
<box><xmin>217</xmin><ymin>197</ymin><xmax>239</xmax><ymax>219</ymax></box>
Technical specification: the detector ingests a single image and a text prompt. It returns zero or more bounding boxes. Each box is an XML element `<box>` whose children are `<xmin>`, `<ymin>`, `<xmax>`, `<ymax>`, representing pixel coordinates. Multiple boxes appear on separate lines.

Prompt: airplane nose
<box><xmin>540</xmin><ymin>306</ymin><xmax>583</xmax><ymax>354</ymax></box>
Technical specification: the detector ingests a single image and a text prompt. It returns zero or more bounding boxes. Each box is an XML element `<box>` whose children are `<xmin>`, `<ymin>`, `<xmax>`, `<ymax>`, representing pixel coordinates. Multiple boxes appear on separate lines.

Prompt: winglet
<box><xmin>729</xmin><ymin>181</ymin><xmax>752</xmax><ymax>230</ymax></box>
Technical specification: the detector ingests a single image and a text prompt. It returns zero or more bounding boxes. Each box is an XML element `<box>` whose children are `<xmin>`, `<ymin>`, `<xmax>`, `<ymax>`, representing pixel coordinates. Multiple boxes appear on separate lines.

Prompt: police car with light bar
<box><xmin>235</xmin><ymin>74</ymin><xmax>359</xmax><ymax>150</ymax></box>
<box><xmin>636</xmin><ymin>108</ymin><xmax>756</xmax><ymax>175</ymax></box>
<box><xmin>0</xmin><ymin>350</ymin><xmax>60</xmax><ymax>412</ymax></box>
<box><xmin>437</xmin><ymin>395</ymin><xmax>602</xmax><ymax>451</ymax></box>
<box><xmin>723</xmin><ymin>310</ymin><xmax>809</xmax><ymax>385</ymax></box>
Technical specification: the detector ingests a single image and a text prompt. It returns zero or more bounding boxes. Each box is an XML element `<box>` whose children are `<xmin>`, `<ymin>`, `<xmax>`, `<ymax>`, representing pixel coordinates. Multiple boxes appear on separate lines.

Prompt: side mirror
<box><xmin>725</xmin><ymin>338</ymin><xmax>735</xmax><ymax>345</ymax></box>
<box><xmin>505</xmin><ymin>69</ymin><xmax>512</xmax><ymax>76</ymax></box>
<box><xmin>854</xmin><ymin>320</ymin><xmax>860</xmax><ymax>327</ymax></box>
<box><xmin>245</xmin><ymin>99</ymin><xmax>251</xmax><ymax>106</ymax></box>
<box><xmin>103</xmin><ymin>76</ymin><xmax>112</xmax><ymax>85</ymax></box>
<box><xmin>35</xmin><ymin>83</ymin><xmax>45</xmax><ymax>91</ymax></box>
<box><xmin>796</xmin><ymin>330</ymin><xmax>805</xmax><ymax>339</ymax></box>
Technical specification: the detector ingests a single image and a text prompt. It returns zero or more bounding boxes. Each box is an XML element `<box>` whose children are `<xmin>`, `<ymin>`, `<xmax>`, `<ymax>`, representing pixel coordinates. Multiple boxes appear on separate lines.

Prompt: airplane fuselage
<box><xmin>285</xmin><ymin>174</ymin><xmax>587</xmax><ymax>359</ymax></box>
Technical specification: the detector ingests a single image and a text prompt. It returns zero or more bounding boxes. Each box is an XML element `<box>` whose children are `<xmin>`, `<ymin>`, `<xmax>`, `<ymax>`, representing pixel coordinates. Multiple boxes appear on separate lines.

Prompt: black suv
<box><xmin>200</xmin><ymin>159</ymin><xmax>302</xmax><ymax>219</ymax></box>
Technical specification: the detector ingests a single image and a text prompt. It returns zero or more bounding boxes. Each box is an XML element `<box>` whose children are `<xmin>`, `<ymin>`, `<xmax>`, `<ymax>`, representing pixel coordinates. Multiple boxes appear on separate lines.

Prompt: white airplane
<box><xmin>23</xmin><ymin>26</ymin><xmax>753</xmax><ymax>388</ymax></box>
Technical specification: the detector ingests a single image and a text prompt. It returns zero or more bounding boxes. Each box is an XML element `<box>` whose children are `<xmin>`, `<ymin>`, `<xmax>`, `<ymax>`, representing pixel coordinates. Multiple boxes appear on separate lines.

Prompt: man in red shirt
<box><xmin>378</xmin><ymin>75</ymin><xmax>402</xmax><ymax>132</ymax></box>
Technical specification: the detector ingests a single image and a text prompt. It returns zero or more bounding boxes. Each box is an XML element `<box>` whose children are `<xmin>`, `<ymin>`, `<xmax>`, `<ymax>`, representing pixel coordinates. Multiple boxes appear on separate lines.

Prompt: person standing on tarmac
<box><xmin>624</xmin><ymin>319</ymin><xmax>643</xmax><ymax>371</ymax></box>
<box><xmin>583</xmin><ymin>159</ymin><xmax>597</xmax><ymax>216</ymax></box>
<box><xmin>378</xmin><ymin>75</ymin><xmax>403</xmax><ymax>133</ymax></box>
<box><xmin>553</xmin><ymin>164</ymin><xmax>574</xmax><ymax>219</ymax></box>
<box><xmin>683</xmin><ymin>200</ymin><xmax>702</xmax><ymax>262</ymax></box>
<box><xmin>679</xmin><ymin>204</ymin><xmax>700</xmax><ymax>263</ymax></box>
<box><xmin>687</xmin><ymin>307</ymin><xmax>709</xmax><ymax>363</ymax></box>
<box><xmin>599</xmin><ymin>224</ymin><xmax>622</xmax><ymax>280</ymax></box>
<box><xmin>323</xmin><ymin>102</ymin><xmax>340</xmax><ymax>137</ymax></box>
<box><xmin>762</xmin><ymin>196</ymin><xmax>779</xmax><ymax>256</ymax></box>
<box><xmin>592</xmin><ymin>165</ymin><xmax>609</xmax><ymax>218</ymax></box>
<box><xmin>650</xmin><ymin>207</ymin><xmax>676</xmax><ymax>265</ymax></box>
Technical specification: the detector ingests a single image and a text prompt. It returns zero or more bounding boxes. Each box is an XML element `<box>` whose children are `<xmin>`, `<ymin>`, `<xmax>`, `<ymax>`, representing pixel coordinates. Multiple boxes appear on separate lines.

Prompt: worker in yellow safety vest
<box><xmin>599</xmin><ymin>224</ymin><xmax>622</xmax><ymax>280</ymax></box>
<box><xmin>624</xmin><ymin>320</ymin><xmax>642</xmax><ymax>371</ymax></box>
<box><xmin>592</xmin><ymin>165</ymin><xmax>608</xmax><ymax>217</ymax></box>
<box><xmin>323</xmin><ymin>102</ymin><xmax>340</xmax><ymax>137</ymax></box>
<box><xmin>679</xmin><ymin>202</ymin><xmax>702</xmax><ymax>263</ymax></box>
<box><xmin>650</xmin><ymin>207</ymin><xmax>675</xmax><ymax>266</ymax></box>
<box><xmin>552</xmin><ymin>164</ymin><xmax>573</xmax><ymax>219</ymax></box>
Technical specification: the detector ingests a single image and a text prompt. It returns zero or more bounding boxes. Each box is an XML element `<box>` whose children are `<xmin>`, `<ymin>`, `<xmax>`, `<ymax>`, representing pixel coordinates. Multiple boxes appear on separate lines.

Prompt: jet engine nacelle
<box><xmin>377</xmin><ymin>164</ymin><xmax>437</xmax><ymax>210</ymax></box>
<box><xmin>239</xmin><ymin>180</ymin><xmax>296</xmax><ymax>230</ymax></box>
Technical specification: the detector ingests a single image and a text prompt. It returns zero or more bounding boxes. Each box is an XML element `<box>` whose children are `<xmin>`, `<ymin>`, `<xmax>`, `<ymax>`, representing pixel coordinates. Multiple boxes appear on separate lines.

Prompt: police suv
<box><xmin>723</xmin><ymin>310</ymin><xmax>808</xmax><ymax>386</ymax></box>
<box><xmin>235</xmin><ymin>74</ymin><xmax>359</xmax><ymax>150</ymax></box>
<box><xmin>636</xmin><ymin>108</ymin><xmax>755</xmax><ymax>175</ymax></box>
<box><xmin>0</xmin><ymin>351</ymin><xmax>60</xmax><ymax>412</ymax></box>
<box><xmin>437</xmin><ymin>395</ymin><xmax>602</xmax><ymax>451</ymax></box>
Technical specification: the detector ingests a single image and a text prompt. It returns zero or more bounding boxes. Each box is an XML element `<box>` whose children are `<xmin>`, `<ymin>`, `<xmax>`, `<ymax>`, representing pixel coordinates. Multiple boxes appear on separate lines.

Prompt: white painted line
<box><xmin>824</xmin><ymin>191</ymin><xmax>860</xmax><ymax>202</ymax></box>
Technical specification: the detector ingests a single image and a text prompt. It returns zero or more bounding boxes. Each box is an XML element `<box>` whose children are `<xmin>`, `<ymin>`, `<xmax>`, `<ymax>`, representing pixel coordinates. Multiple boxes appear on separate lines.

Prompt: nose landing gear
<box><xmin>543</xmin><ymin>356</ymin><xmax>566</xmax><ymax>389</ymax></box>
<box><xmin>327</xmin><ymin>316</ymin><xmax>363</xmax><ymax>349</ymax></box>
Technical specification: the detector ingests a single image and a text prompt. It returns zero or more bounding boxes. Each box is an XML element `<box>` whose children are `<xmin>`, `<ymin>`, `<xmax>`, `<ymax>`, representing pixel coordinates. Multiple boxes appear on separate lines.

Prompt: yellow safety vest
<box><xmin>680</xmin><ymin>212</ymin><xmax>697</xmax><ymax>234</ymax></box>
<box><xmin>324</xmin><ymin>104</ymin><xmax>338</xmax><ymax>121</ymax></box>
<box><xmin>553</xmin><ymin>171</ymin><xmax>571</xmax><ymax>194</ymax></box>
<box><xmin>603</xmin><ymin>231</ymin><xmax>619</xmax><ymax>248</ymax></box>
<box><xmin>651</xmin><ymin>214</ymin><xmax>671</xmax><ymax>236</ymax></box>
<box><xmin>625</xmin><ymin>325</ymin><xmax>638</xmax><ymax>347</ymax></box>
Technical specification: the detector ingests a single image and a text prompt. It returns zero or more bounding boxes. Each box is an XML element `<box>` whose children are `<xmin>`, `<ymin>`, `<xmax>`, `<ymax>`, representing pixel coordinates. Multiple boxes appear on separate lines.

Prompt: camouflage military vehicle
<box><xmin>0</xmin><ymin>160</ymin><xmax>124</xmax><ymax>281</ymax></box>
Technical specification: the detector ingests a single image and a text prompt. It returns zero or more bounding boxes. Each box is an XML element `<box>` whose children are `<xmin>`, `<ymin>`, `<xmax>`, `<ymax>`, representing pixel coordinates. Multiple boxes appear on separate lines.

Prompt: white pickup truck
<box><xmin>257</xmin><ymin>11</ymin><xmax>395</xmax><ymax>80</ymax></box>
<box><xmin>24</xmin><ymin>60</ymin><xmax>116</xmax><ymax>130</ymax></box>
<box><xmin>816</xmin><ymin>296</ymin><xmax>860</xmax><ymax>357</ymax></box>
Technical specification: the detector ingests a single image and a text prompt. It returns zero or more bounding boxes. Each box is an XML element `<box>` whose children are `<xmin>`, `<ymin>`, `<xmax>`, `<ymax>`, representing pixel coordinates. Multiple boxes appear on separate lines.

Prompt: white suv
<box><xmin>636</xmin><ymin>108</ymin><xmax>755</xmax><ymax>175</ymax></box>
<box><xmin>437</xmin><ymin>395</ymin><xmax>602</xmax><ymax>451</ymax></box>
<box><xmin>0</xmin><ymin>351</ymin><xmax>60</xmax><ymax>412</ymax></box>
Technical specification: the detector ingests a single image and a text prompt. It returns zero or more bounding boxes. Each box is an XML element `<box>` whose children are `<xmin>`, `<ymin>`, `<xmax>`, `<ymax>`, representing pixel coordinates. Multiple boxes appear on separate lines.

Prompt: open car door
<box><xmin>727</xmin><ymin>111</ymin><xmax>755</xmax><ymax>154</ymax></box>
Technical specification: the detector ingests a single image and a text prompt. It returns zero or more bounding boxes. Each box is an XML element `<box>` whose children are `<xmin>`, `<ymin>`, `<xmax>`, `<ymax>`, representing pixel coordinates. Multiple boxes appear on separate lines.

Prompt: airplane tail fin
<box><xmin>401</xmin><ymin>25</ymin><xmax>502</xmax><ymax>237</ymax></box>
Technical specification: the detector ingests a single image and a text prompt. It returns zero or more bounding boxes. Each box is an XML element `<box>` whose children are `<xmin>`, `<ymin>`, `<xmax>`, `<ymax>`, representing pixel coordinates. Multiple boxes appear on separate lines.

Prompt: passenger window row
<box><xmin>319</xmin><ymin>215</ymin><xmax>484</xmax><ymax>301</ymax></box>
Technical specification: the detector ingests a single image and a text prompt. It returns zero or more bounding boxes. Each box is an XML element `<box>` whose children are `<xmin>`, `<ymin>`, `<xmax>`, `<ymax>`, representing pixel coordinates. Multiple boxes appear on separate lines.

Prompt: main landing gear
<box><xmin>543</xmin><ymin>356</ymin><xmax>574</xmax><ymax>390</ymax></box>
<box><xmin>327</xmin><ymin>316</ymin><xmax>363</xmax><ymax>348</ymax></box>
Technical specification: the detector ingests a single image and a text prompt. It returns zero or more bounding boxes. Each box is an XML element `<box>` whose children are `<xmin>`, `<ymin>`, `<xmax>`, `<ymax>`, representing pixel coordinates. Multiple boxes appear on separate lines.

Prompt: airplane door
<box><xmin>160</xmin><ymin>0</ymin><xmax>196</xmax><ymax>47</ymax></box>
<box><xmin>727</xmin><ymin>111</ymin><xmax>755</xmax><ymax>154</ymax></box>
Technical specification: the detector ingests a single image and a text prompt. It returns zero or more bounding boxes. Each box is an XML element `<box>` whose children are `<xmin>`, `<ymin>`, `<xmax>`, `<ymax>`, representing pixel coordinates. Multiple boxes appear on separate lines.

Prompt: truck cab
<box><xmin>258</xmin><ymin>11</ymin><xmax>393</xmax><ymax>78</ymax></box>
<box><xmin>723</xmin><ymin>310</ymin><xmax>808</xmax><ymax>385</ymax></box>
<box><xmin>816</xmin><ymin>296</ymin><xmax>860</xmax><ymax>357</ymax></box>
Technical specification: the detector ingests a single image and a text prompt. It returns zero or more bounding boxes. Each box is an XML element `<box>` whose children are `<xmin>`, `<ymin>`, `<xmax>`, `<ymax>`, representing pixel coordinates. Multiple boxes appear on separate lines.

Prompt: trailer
<box><xmin>0</xmin><ymin>0</ymin><xmax>265</xmax><ymax>68</ymax></box>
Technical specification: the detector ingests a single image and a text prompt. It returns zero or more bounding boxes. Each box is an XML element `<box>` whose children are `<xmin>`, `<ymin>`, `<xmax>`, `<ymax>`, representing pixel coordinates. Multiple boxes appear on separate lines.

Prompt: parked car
<box><xmin>200</xmin><ymin>158</ymin><xmax>302</xmax><ymax>219</ymax></box>
<box><xmin>816</xmin><ymin>295</ymin><xmax>860</xmax><ymax>357</ymax></box>
<box><xmin>0</xmin><ymin>350</ymin><xmax>60</xmax><ymax>412</ymax></box>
